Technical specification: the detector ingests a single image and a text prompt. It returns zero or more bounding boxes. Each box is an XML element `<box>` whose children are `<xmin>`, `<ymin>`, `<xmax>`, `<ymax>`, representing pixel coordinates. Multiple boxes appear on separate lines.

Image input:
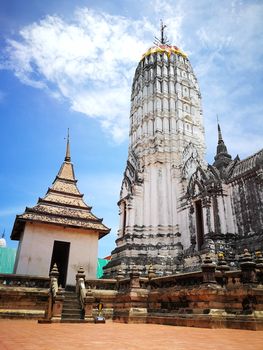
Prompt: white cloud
<box><xmin>1</xmin><ymin>1</ymin><xmax>262</xmax><ymax>156</ymax></box>
<box><xmin>1</xmin><ymin>9</ymin><xmax>153</xmax><ymax>142</ymax></box>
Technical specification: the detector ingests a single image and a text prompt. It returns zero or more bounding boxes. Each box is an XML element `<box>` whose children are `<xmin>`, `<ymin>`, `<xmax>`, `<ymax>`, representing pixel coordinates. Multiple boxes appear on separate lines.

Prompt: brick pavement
<box><xmin>0</xmin><ymin>320</ymin><xmax>262</xmax><ymax>350</ymax></box>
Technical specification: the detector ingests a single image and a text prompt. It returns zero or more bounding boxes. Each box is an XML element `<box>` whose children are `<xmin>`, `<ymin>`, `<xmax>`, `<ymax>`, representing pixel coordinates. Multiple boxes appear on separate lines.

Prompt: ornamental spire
<box><xmin>154</xmin><ymin>19</ymin><xmax>170</xmax><ymax>46</ymax></box>
<box><xmin>217</xmin><ymin>115</ymin><xmax>223</xmax><ymax>142</ymax></box>
<box><xmin>213</xmin><ymin>118</ymin><xmax>232</xmax><ymax>171</ymax></box>
<box><xmin>65</xmin><ymin>128</ymin><xmax>71</xmax><ymax>162</ymax></box>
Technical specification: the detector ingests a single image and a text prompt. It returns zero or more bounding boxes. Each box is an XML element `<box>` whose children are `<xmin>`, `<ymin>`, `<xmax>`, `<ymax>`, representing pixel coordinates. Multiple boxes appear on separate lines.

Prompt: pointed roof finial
<box><xmin>213</xmin><ymin>117</ymin><xmax>232</xmax><ymax>170</ymax></box>
<box><xmin>154</xmin><ymin>19</ymin><xmax>170</xmax><ymax>46</ymax></box>
<box><xmin>65</xmin><ymin>128</ymin><xmax>71</xmax><ymax>162</ymax></box>
<box><xmin>217</xmin><ymin>115</ymin><xmax>223</xmax><ymax>143</ymax></box>
<box><xmin>160</xmin><ymin>20</ymin><xmax>166</xmax><ymax>44</ymax></box>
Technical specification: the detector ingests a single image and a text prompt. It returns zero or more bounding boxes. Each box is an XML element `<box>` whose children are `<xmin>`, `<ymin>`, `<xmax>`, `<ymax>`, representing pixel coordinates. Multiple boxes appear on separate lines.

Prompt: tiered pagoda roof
<box><xmin>11</xmin><ymin>136</ymin><xmax>110</xmax><ymax>240</ymax></box>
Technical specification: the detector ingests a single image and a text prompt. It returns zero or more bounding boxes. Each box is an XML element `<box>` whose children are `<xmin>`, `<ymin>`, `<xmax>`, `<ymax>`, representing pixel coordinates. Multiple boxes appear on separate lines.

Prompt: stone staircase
<box><xmin>61</xmin><ymin>290</ymin><xmax>84</xmax><ymax>323</ymax></box>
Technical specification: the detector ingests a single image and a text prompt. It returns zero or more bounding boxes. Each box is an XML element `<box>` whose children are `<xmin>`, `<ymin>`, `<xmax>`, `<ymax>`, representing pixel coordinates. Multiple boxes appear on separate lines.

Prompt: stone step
<box><xmin>64</xmin><ymin>297</ymin><xmax>79</xmax><ymax>301</ymax></box>
<box><xmin>63</xmin><ymin>303</ymin><xmax>81</xmax><ymax>307</ymax></box>
<box><xmin>62</xmin><ymin>306</ymin><xmax>82</xmax><ymax>312</ymax></box>
<box><xmin>62</xmin><ymin>315</ymin><xmax>83</xmax><ymax>320</ymax></box>
<box><xmin>62</xmin><ymin>305</ymin><xmax>82</xmax><ymax>311</ymax></box>
<box><xmin>61</xmin><ymin>319</ymin><xmax>86</xmax><ymax>323</ymax></box>
<box><xmin>63</xmin><ymin>299</ymin><xmax>79</xmax><ymax>304</ymax></box>
<box><xmin>63</xmin><ymin>301</ymin><xmax>80</xmax><ymax>309</ymax></box>
<box><xmin>62</xmin><ymin>310</ymin><xmax>82</xmax><ymax>316</ymax></box>
<box><xmin>64</xmin><ymin>292</ymin><xmax>77</xmax><ymax>296</ymax></box>
<box><xmin>61</xmin><ymin>291</ymin><xmax>83</xmax><ymax>322</ymax></box>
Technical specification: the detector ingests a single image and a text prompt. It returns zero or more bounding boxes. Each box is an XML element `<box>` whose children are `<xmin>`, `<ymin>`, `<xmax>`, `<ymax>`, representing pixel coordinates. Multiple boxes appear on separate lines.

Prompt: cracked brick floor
<box><xmin>0</xmin><ymin>320</ymin><xmax>263</xmax><ymax>350</ymax></box>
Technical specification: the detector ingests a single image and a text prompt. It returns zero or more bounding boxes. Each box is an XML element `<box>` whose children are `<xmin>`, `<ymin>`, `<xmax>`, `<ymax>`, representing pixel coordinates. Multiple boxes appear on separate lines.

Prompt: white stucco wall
<box><xmin>15</xmin><ymin>222</ymin><xmax>99</xmax><ymax>285</ymax></box>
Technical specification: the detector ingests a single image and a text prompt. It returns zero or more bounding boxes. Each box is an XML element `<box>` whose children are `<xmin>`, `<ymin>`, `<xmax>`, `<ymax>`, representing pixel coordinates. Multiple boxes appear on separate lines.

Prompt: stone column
<box><xmin>255</xmin><ymin>251</ymin><xmax>263</xmax><ymax>285</ymax></box>
<box><xmin>148</xmin><ymin>264</ymin><xmax>156</xmax><ymax>281</ymax></box>
<box><xmin>216</xmin><ymin>252</ymin><xmax>230</xmax><ymax>287</ymax></box>
<box><xmin>202</xmin><ymin>255</ymin><xmax>217</xmax><ymax>284</ymax></box>
<box><xmin>50</xmin><ymin>263</ymin><xmax>59</xmax><ymax>277</ymax></box>
<box><xmin>47</xmin><ymin>264</ymin><xmax>59</xmax><ymax>319</ymax></box>
<box><xmin>130</xmin><ymin>266</ymin><xmax>140</xmax><ymax>289</ymax></box>
<box><xmin>127</xmin><ymin>266</ymin><xmax>148</xmax><ymax>323</ymax></box>
<box><xmin>202</xmin><ymin>197</ymin><xmax>212</xmax><ymax>237</ymax></box>
<box><xmin>240</xmin><ymin>249</ymin><xmax>256</xmax><ymax>284</ymax></box>
<box><xmin>76</xmin><ymin>266</ymin><xmax>85</xmax><ymax>293</ymax></box>
<box><xmin>48</xmin><ymin>264</ymin><xmax>64</xmax><ymax>322</ymax></box>
<box><xmin>116</xmin><ymin>268</ymin><xmax>125</xmax><ymax>290</ymax></box>
<box><xmin>216</xmin><ymin>252</ymin><xmax>230</xmax><ymax>273</ymax></box>
<box><xmin>51</xmin><ymin>287</ymin><xmax>64</xmax><ymax>322</ymax></box>
<box><xmin>84</xmin><ymin>286</ymin><xmax>95</xmax><ymax>323</ymax></box>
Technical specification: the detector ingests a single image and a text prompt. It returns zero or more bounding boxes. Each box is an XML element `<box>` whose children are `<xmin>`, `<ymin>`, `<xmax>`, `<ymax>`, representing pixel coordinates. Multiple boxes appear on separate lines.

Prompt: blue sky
<box><xmin>0</xmin><ymin>0</ymin><xmax>262</xmax><ymax>257</ymax></box>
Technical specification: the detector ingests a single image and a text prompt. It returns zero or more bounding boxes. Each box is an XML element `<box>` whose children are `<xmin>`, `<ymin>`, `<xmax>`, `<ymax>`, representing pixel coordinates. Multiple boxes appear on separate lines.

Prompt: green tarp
<box><xmin>0</xmin><ymin>247</ymin><xmax>17</xmax><ymax>273</ymax></box>
<box><xmin>97</xmin><ymin>258</ymin><xmax>109</xmax><ymax>278</ymax></box>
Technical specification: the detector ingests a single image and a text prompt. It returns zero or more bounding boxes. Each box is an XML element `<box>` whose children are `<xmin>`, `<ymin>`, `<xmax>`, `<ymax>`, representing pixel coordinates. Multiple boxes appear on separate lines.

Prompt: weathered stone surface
<box><xmin>0</xmin><ymin>286</ymin><xmax>49</xmax><ymax>319</ymax></box>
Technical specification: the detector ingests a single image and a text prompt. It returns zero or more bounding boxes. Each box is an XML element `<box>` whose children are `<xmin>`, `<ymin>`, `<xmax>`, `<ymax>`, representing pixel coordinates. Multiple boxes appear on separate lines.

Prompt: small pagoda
<box><xmin>11</xmin><ymin>134</ymin><xmax>110</xmax><ymax>286</ymax></box>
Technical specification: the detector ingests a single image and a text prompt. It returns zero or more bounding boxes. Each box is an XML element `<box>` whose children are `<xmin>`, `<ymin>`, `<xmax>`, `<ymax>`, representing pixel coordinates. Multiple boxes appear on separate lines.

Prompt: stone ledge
<box><xmin>146</xmin><ymin>314</ymin><xmax>263</xmax><ymax>330</ymax></box>
<box><xmin>0</xmin><ymin>309</ymin><xmax>45</xmax><ymax>319</ymax></box>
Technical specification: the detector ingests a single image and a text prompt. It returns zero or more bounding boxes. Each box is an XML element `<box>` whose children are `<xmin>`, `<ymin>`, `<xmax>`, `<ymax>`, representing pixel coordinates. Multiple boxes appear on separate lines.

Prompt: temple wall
<box><xmin>89</xmin><ymin>265</ymin><xmax>263</xmax><ymax>330</ymax></box>
<box><xmin>230</xmin><ymin>175</ymin><xmax>263</xmax><ymax>238</ymax></box>
<box><xmin>1</xmin><ymin>257</ymin><xmax>263</xmax><ymax>330</ymax></box>
<box><xmin>14</xmin><ymin>223</ymin><xmax>98</xmax><ymax>285</ymax></box>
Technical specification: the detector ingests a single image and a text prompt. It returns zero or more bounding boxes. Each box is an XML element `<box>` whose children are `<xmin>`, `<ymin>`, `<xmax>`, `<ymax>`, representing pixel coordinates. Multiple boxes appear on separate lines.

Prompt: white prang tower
<box><xmin>104</xmin><ymin>24</ymin><xmax>206</xmax><ymax>277</ymax></box>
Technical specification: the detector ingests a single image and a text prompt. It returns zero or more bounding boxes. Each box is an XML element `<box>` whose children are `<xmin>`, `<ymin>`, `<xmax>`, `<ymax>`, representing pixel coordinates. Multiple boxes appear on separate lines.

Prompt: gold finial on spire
<box><xmin>154</xmin><ymin>19</ymin><xmax>170</xmax><ymax>46</ymax></box>
<box><xmin>65</xmin><ymin>128</ymin><xmax>71</xmax><ymax>162</ymax></box>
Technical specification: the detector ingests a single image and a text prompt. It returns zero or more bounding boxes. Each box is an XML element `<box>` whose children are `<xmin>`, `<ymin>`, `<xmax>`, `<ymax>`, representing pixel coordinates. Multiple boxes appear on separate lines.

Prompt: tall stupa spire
<box><xmin>104</xmin><ymin>26</ymin><xmax>205</xmax><ymax>277</ymax></box>
<box><xmin>65</xmin><ymin>128</ymin><xmax>71</xmax><ymax>162</ymax></box>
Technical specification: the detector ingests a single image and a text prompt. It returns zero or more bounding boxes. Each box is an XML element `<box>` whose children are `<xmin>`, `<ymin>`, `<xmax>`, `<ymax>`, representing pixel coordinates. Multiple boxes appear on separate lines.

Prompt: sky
<box><xmin>0</xmin><ymin>0</ymin><xmax>262</xmax><ymax>258</ymax></box>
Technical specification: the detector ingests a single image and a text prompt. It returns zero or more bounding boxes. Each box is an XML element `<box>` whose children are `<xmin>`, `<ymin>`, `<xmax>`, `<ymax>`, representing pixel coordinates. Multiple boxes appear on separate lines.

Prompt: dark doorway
<box><xmin>195</xmin><ymin>200</ymin><xmax>204</xmax><ymax>250</ymax></box>
<box><xmin>50</xmin><ymin>241</ymin><xmax>70</xmax><ymax>287</ymax></box>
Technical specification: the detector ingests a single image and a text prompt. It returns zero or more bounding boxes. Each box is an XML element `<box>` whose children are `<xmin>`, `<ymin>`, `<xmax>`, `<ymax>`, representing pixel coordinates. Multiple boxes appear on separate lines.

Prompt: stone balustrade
<box><xmin>149</xmin><ymin>271</ymin><xmax>203</xmax><ymax>289</ymax></box>
<box><xmin>85</xmin><ymin>278</ymin><xmax>117</xmax><ymax>290</ymax></box>
<box><xmin>0</xmin><ymin>273</ymin><xmax>50</xmax><ymax>288</ymax></box>
<box><xmin>47</xmin><ymin>264</ymin><xmax>64</xmax><ymax>322</ymax></box>
<box><xmin>76</xmin><ymin>267</ymin><xmax>94</xmax><ymax>322</ymax></box>
<box><xmin>0</xmin><ymin>250</ymin><xmax>263</xmax><ymax>329</ymax></box>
